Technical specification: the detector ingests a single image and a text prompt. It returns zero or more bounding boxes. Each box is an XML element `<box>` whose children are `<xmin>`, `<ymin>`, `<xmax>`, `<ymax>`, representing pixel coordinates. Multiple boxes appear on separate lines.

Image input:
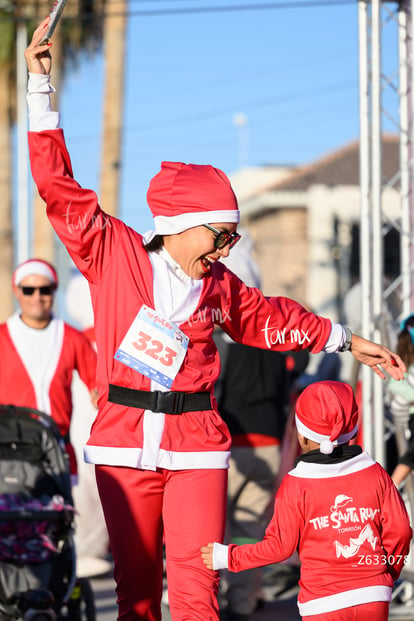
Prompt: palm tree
<box><xmin>0</xmin><ymin>0</ymin><xmax>106</xmax><ymax>321</ymax></box>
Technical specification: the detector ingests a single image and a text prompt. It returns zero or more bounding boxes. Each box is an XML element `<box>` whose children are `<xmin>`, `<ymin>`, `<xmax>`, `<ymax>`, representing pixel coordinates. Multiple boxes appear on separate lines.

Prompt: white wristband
<box><xmin>339</xmin><ymin>326</ymin><xmax>353</xmax><ymax>352</ymax></box>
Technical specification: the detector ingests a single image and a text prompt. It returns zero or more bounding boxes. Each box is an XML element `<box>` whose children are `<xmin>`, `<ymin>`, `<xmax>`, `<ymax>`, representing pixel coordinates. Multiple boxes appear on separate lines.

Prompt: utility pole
<box><xmin>16</xmin><ymin>21</ymin><xmax>29</xmax><ymax>265</ymax></box>
<box><xmin>233</xmin><ymin>113</ymin><xmax>249</xmax><ymax>170</ymax></box>
<box><xmin>100</xmin><ymin>0</ymin><xmax>127</xmax><ymax>215</ymax></box>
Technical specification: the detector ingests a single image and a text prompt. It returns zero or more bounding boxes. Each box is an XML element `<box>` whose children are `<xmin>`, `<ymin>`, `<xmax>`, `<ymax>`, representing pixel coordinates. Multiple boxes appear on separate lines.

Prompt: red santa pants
<box><xmin>95</xmin><ymin>465</ymin><xmax>227</xmax><ymax>621</ymax></box>
<box><xmin>303</xmin><ymin>601</ymin><xmax>389</xmax><ymax>620</ymax></box>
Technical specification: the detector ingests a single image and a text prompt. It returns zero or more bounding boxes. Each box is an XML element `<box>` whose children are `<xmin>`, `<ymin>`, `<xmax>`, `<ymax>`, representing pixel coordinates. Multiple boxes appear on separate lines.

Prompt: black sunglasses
<box><xmin>203</xmin><ymin>224</ymin><xmax>241</xmax><ymax>250</ymax></box>
<box><xmin>19</xmin><ymin>285</ymin><xmax>56</xmax><ymax>296</ymax></box>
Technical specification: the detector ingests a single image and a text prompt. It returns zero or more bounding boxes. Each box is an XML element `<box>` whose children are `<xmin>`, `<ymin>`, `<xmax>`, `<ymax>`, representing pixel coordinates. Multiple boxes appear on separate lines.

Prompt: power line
<box><xmin>66</xmin><ymin>78</ymin><xmax>357</xmax><ymax>145</ymax></box>
<box><xmin>106</xmin><ymin>1</ymin><xmax>356</xmax><ymax>19</ymax></box>
<box><xmin>129</xmin><ymin>0</ymin><xmax>347</xmax><ymax>3</ymax></box>
<box><xmin>5</xmin><ymin>0</ymin><xmax>356</xmax><ymax>24</ymax></box>
<box><xmin>122</xmin><ymin>0</ymin><xmax>354</xmax><ymax>7</ymax></box>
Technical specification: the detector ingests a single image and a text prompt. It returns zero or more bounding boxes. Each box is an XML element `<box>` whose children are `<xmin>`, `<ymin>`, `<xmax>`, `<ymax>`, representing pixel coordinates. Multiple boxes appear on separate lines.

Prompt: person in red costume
<box><xmin>25</xmin><ymin>20</ymin><xmax>406</xmax><ymax>621</ymax></box>
<box><xmin>0</xmin><ymin>258</ymin><xmax>98</xmax><ymax>481</ymax></box>
<box><xmin>202</xmin><ymin>381</ymin><xmax>412</xmax><ymax>621</ymax></box>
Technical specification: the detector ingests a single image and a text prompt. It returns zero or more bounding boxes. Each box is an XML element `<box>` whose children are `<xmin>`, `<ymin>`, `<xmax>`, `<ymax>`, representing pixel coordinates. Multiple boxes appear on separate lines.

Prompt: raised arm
<box><xmin>24</xmin><ymin>18</ymin><xmax>129</xmax><ymax>284</ymax></box>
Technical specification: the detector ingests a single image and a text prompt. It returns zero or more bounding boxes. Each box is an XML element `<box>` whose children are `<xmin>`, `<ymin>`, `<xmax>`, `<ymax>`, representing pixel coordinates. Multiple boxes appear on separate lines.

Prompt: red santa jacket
<box><xmin>223</xmin><ymin>448</ymin><xmax>412</xmax><ymax>616</ymax></box>
<box><xmin>0</xmin><ymin>316</ymin><xmax>97</xmax><ymax>472</ymax></box>
<box><xmin>28</xmin><ymin>129</ymin><xmax>333</xmax><ymax>472</ymax></box>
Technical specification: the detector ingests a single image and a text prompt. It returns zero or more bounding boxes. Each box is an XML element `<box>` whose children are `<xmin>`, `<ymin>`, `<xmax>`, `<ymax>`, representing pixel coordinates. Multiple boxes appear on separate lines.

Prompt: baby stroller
<box><xmin>0</xmin><ymin>405</ymin><xmax>96</xmax><ymax>621</ymax></box>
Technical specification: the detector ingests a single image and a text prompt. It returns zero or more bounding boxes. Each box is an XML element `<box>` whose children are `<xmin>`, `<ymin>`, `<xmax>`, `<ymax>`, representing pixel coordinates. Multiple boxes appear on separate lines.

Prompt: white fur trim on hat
<box><xmin>13</xmin><ymin>260</ymin><xmax>58</xmax><ymax>287</ymax></box>
<box><xmin>153</xmin><ymin>209</ymin><xmax>240</xmax><ymax>235</ymax></box>
<box><xmin>295</xmin><ymin>414</ymin><xmax>358</xmax><ymax>449</ymax></box>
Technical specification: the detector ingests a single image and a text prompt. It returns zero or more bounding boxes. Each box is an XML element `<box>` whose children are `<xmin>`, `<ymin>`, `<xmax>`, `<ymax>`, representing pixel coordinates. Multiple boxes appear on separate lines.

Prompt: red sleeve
<box><xmin>228</xmin><ymin>478</ymin><xmax>300</xmax><ymax>572</ymax></box>
<box><xmin>379</xmin><ymin>469</ymin><xmax>413</xmax><ymax>580</ymax></box>
<box><xmin>215</xmin><ymin>265</ymin><xmax>332</xmax><ymax>354</ymax></box>
<box><xmin>28</xmin><ymin>129</ymin><xmax>125</xmax><ymax>284</ymax></box>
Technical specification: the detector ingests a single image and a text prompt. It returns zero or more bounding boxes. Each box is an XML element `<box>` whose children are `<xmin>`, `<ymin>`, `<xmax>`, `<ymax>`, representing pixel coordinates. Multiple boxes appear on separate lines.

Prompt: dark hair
<box><xmin>397</xmin><ymin>330</ymin><xmax>414</xmax><ymax>367</ymax></box>
<box><xmin>142</xmin><ymin>235</ymin><xmax>164</xmax><ymax>252</ymax></box>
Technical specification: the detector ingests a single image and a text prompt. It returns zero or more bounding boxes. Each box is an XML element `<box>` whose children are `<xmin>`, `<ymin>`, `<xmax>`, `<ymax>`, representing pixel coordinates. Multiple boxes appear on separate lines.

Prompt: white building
<box><xmin>230</xmin><ymin>135</ymin><xmax>401</xmax><ymax>332</ymax></box>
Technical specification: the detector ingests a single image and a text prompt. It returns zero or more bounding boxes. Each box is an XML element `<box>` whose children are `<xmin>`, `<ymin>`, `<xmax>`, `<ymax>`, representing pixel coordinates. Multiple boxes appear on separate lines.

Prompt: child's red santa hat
<box><xmin>13</xmin><ymin>259</ymin><xmax>58</xmax><ymax>288</ymax></box>
<box><xmin>295</xmin><ymin>380</ymin><xmax>359</xmax><ymax>455</ymax></box>
<box><xmin>147</xmin><ymin>161</ymin><xmax>240</xmax><ymax>235</ymax></box>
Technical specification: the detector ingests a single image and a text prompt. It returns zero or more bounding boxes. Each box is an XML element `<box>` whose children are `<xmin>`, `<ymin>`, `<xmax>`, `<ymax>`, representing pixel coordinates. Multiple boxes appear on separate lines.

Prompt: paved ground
<box><xmin>90</xmin><ymin>572</ymin><xmax>302</xmax><ymax>621</ymax></box>
<box><xmin>90</xmin><ymin>571</ymin><xmax>414</xmax><ymax>620</ymax></box>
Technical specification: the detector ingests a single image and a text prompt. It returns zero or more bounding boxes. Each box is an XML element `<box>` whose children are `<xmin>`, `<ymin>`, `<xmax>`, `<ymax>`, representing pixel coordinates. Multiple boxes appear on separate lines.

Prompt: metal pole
<box><xmin>408</xmin><ymin>0</ymin><xmax>414</xmax><ymax>315</ymax></box>
<box><xmin>411</xmin><ymin>0</ymin><xmax>414</xmax><ymax>316</ymax></box>
<box><xmin>359</xmin><ymin>0</ymin><xmax>374</xmax><ymax>456</ymax></box>
<box><xmin>371</xmin><ymin>0</ymin><xmax>385</xmax><ymax>466</ymax></box>
<box><xmin>399</xmin><ymin>1</ymin><xmax>412</xmax><ymax>319</ymax></box>
<box><xmin>16</xmin><ymin>22</ymin><xmax>29</xmax><ymax>264</ymax></box>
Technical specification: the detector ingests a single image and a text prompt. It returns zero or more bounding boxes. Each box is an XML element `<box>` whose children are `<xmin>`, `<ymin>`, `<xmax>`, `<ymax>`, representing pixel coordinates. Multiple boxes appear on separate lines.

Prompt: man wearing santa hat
<box><xmin>0</xmin><ymin>258</ymin><xmax>98</xmax><ymax>481</ymax></box>
<box><xmin>202</xmin><ymin>381</ymin><xmax>412</xmax><ymax>620</ymax></box>
<box><xmin>25</xmin><ymin>21</ymin><xmax>406</xmax><ymax>621</ymax></box>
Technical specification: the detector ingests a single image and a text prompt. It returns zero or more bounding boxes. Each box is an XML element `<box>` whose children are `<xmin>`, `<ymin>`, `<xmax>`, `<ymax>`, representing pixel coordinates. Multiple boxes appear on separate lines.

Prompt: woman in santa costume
<box><xmin>202</xmin><ymin>381</ymin><xmax>412</xmax><ymax>620</ymax></box>
<box><xmin>24</xmin><ymin>21</ymin><xmax>406</xmax><ymax>621</ymax></box>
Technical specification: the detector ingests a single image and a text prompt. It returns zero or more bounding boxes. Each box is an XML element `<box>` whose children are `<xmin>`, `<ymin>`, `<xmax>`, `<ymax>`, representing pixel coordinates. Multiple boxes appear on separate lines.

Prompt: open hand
<box><xmin>24</xmin><ymin>18</ymin><xmax>52</xmax><ymax>75</ymax></box>
<box><xmin>200</xmin><ymin>543</ymin><xmax>214</xmax><ymax>570</ymax></box>
<box><xmin>351</xmin><ymin>334</ymin><xmax>406</xmax><ymax>380</ymax></box>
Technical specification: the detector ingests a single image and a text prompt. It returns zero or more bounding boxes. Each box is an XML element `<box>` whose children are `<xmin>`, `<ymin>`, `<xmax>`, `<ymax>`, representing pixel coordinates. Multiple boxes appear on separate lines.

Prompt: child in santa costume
<box><xmin>202</xmin><ymin>380</ymin><xmax>413</xmax><ymax>620</ymax></box>
<box><xmin>25</xmin><ymin>21</ymin><xmax>406</xmax><ymax>621</ymax></box>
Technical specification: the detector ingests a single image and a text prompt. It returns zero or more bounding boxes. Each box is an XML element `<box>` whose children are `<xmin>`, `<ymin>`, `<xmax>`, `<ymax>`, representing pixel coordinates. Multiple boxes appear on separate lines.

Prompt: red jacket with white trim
<box><xmin>0</xmin><ymin>320</ymin><xmax>96</xmax><ymax>438</ymax></box>
<box><xmin>224</xmin><ymin>449</ymin><xmax>412</xmax><ymax>616</ymax></box>
<box><xmin>0</xmin><ymin>318</ymin><xmax>97</xmax><ymax>475</ymax></box>
<box><xmin>28</xmin><ymin>129</ymin><xmax>333</xmax><ymax>471</ymax></box>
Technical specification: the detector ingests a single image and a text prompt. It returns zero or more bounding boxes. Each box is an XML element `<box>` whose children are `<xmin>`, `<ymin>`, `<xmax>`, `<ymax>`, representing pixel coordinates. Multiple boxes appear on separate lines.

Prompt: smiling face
<box><xmin>163</xmin><ymin>222</ymin><xmax>238</xmax><ymax>280</ymax></box>
<box><xmin>13</xmin><ymin>274</ymin><xmax>56</xmax><ymax>328</ymax></box>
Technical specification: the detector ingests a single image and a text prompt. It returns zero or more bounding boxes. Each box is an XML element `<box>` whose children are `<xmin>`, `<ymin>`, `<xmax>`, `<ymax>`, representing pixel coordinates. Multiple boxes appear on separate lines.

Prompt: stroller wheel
<box><xmin>65</xmin><ymin>579</ymin><xmax>95</xmax><ymax>621</ymax></box>
<box><xmin>8</xmin><ymin>589</ymin><xmax>57</xmax><ymax>621</ymax></box>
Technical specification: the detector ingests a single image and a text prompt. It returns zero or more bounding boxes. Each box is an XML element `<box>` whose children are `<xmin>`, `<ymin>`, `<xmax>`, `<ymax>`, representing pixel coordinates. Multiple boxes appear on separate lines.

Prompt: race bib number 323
<box><xmin>114</xmin><ymin>306</ymin><xmax>189</xmax><ymax>389</ymax></box>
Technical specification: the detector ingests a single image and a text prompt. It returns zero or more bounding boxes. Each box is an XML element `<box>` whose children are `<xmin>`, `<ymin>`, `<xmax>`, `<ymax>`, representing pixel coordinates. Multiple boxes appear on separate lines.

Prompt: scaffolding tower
<box><xmin>359</xmin><ymin>1</ymin><xmax>414</xmax><ymax>615</ymax></box>
<box><xmin>358</xmin><ymin>0</ymin><xmax>413</xmax><ymax>463</ymax></box>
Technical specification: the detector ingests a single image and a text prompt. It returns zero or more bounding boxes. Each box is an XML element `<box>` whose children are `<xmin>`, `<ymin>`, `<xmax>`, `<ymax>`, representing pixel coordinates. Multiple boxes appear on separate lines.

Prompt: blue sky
<box><xmin>56</xmin><ymin>0</ymin><xmax>399</xmax><ymax>235</ymax></box>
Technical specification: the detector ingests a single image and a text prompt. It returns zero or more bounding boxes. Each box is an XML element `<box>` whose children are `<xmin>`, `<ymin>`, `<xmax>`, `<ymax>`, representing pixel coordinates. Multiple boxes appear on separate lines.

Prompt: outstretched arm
<box><xmin>25</xmin><ymin>18</ymin><xmax>124</xmax><ymax>284</ymax></box>
<box><xmin>218</xmin><ymin>271</ymin><xmax>405</xmax><ymax>382</ymax></box>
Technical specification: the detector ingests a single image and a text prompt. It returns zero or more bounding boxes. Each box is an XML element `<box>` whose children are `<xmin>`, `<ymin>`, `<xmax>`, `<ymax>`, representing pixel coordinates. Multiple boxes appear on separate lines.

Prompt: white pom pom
<box><xmin>320</xmin><ymin>439</ymin><xmax>334</xmax><ymax>455</ymax></box>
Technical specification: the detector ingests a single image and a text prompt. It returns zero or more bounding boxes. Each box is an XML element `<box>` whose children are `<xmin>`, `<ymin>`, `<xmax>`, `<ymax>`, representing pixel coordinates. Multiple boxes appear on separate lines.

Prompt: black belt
<box><xmin>108</xmin><ymin>384</ymin><xmax>212</xmax><ymax>414</ymax></box>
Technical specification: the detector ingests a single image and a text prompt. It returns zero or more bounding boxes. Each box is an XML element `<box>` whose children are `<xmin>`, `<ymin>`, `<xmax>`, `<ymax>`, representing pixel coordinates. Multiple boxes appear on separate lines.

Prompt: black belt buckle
<box><xmin>151</xmin><ymin>391</ymin><xmax>185</xmax><ymax>414</ymax></box>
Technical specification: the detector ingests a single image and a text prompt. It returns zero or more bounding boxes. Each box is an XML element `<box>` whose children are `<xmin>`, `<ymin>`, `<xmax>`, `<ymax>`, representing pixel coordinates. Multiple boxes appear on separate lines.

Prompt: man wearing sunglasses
<box><xmin>0</xmin><ymin>258</ymin><xmax>98</xmax><ymax>484</ymax></box>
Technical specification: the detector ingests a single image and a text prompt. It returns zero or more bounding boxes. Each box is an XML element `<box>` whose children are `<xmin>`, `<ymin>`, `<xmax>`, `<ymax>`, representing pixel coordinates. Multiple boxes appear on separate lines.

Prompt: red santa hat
<box><xmin>295</xmin><ymin>380</ymin><xmax>359</xmax><ymax>455</ymax></box>
<box><xmin>13</xmin><ymin>259</ymin><xmax>58</xmax><ymax>288</ymax></box>
<box><xmin>147</xmin><ymin>161</ymin><xmax>240</xmax><ymax>235</ymax></box>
